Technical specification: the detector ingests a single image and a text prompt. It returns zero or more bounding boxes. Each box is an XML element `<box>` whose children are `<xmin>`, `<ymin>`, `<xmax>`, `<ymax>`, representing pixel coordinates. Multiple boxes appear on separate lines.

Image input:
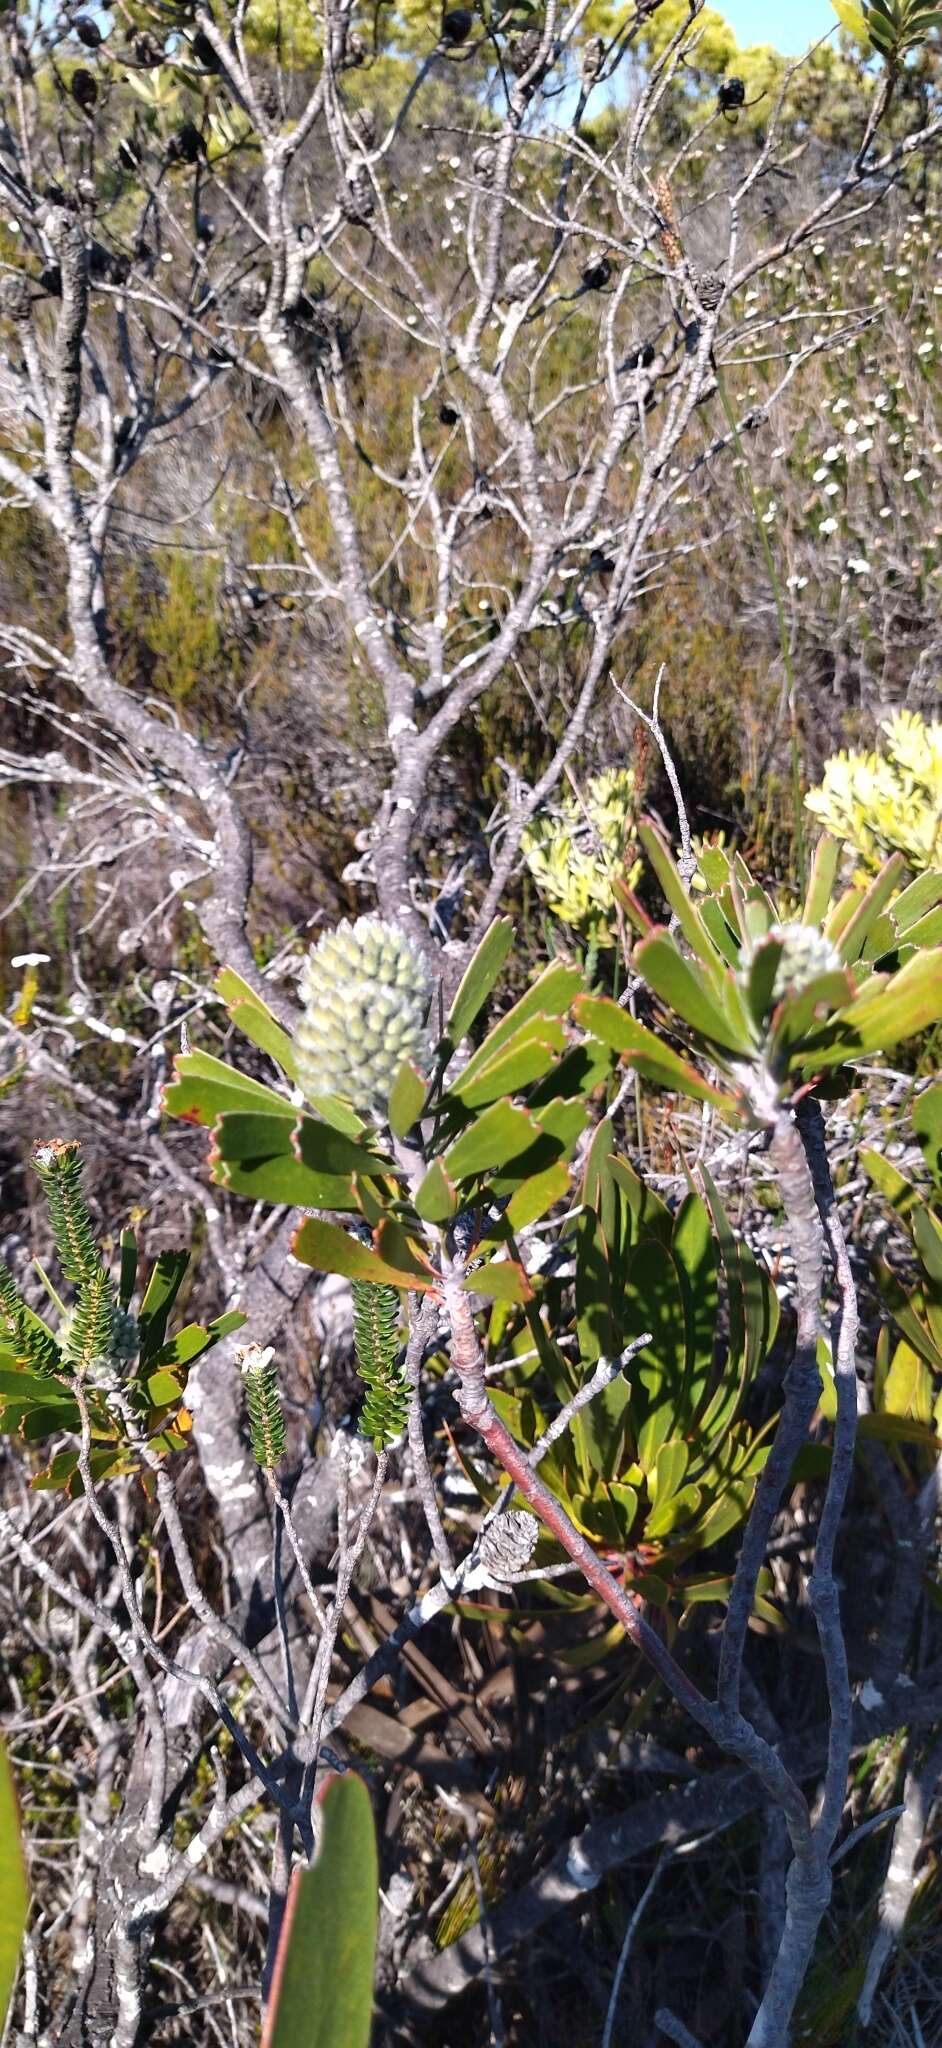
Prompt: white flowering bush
<box><xmin>805</xmin><ymin>709</ymin><xmax>942</xmax><ymax>876</ymax></box>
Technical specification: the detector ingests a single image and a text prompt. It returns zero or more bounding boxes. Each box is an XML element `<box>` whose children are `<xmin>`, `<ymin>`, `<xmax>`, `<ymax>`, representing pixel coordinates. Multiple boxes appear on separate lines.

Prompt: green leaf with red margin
<box><xmin>162</xmin><ymin>1048</ymin><xmax>290</xmax><ymax>1127</ymax></box>
<box><xmin>449</xmin><ymin>1024</ymin><xmax>567</xmax><ymax>1108</ymax></box>
<box><xmin>442</xmin><ymin>1100</ymin><xmax>543</xmax><ymax>1181</ymax></box>
<box><xmin>292</xmin><ymin>1219</ymin><xmax>437</xmax><ymax>1290</ymax></box>
<box><xmin>265</xmin><ymin>1772</ymin><xmax>378</xmax><ymax>2048</ymax></box>
<box><xmin>576</xmin><ymin>996</ymin><xmax>743</xmax><ymax>1116</ymax></box>
<box><xmin>457</xmin><ymin>962</ymin><xmax>583</xmax><ymax>1085</ymax></box>
<box><xmin>210</xmin><ymin>1111</ymin><xmax>360</xmax><ymax>1210</ymax></box>
<box><xmin>214</xmin><ymin>967</ymin><xmax>300</xmax><ymax>1082</ymax></box>
<box><xmin>462</xmin><ymin>1259</ymin><xmax>533</xmax><ymax>1303</ymax></box>
<box><xmin>801</xmin><ymin>949</ymin><xmax>942</xmax><ymax>1068</ymax></box>
<box><xmin>632</xmin><ymin>935</ymin><xmax>752</xmax><ymax>1055</ymax></box>
<box><xmin>637</xmin><ymin>820</ymin><xmax>728</xmax><ymax>981</ymax></box>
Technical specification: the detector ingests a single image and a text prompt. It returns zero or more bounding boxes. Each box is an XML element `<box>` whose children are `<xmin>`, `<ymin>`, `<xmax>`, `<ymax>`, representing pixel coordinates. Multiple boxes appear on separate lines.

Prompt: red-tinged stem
<box><xmin>441</xmin><ymin>1263</ymin><xmax>810</xmax><ymax>1840</ymax></box>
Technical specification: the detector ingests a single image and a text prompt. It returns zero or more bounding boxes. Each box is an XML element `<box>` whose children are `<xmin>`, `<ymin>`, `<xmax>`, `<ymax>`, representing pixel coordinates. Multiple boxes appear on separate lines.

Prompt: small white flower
<box><xmin>11</xmin><ymin>952</ymin><xmax>50</xmax><ymax>968</ymax></box>
<box><xmin>819</xmin><ymin>517</ymin><xmax>839</xmax><ymax>535</ymax></box>
<box><xmin>822</xmin><ymin>445</ymin><xmax>841</xmax><ymax>463</ymax></box>
<box><xmin>879</xmin><ymin>506</ymin><xmax>892</xmax><ymax>519</ymax></box>
<box><xmin>823</xmin><ymin>481</ymin><xmax>840</xmax><ymax>498</ymax></box>
<box><xmin>812</xmin><ymin>466</ymin><xmax>829</xmax><ymax>482</ymax></box>
<box><xmin>918</xmin><ymin>341</ymin><xmax>934</xmax><ymax>356</ymax></box>
<box><xmin>847</xmin><ymin>557</ymin><xmax>871</xmax><ymax>574</ymax></box>
<box><xmin>854</xmin><ymin>437</ymin><xmax>874</xmax><ymax>454</ymax></box>
<box><xmin>903</xmin><ymin>467</ymin><xmax>922</xmax><ymax>482</ymax></box>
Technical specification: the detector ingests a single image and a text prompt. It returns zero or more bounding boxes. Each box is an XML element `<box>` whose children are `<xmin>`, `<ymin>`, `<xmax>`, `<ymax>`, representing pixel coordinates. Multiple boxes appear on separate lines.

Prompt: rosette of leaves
<box><xmin>457</xmin><ymin>1138</ymin><xmax>780</xmax><ymax>1623</ymax></box>
<box><xmin>575</xmin><ymin>825</ymin><xmax>942</xmax><ymax>1125</ymax></box>
<box><xmin>0</xmin><ymin>1141</ymin><xmax>243</xmax><ymax>1495</ymax></box>
<box><xmin>520</xmin><ymin>767</ymin><xmax>642</xmax><ymax>953</ymax></box>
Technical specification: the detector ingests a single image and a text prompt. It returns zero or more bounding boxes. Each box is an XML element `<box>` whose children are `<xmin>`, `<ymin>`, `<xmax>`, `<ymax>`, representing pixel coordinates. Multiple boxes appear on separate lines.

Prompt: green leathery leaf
<box><xmin>836</xmin><ymin>853</ymin><xmax>907</xmax><ymax>963</ymax></box>
<box><xmin>149</xmin><ymin>1310</ymin><xmax>245</xmax><ymax>1372</ymax></box>
<box><xmin>913</xmin><ymin>1207</ymin><xmax>942</xmax><ymax>1284</ymax></box>
<box><xmin>637</xmin><ymin>822</ymin><xmax>728</xmax><ymax>979</ymax></box>
<box><xmin>829</xmin><ymin>0</ymin><xmax>871</xmax><ymax>45</ymax></box>
<box><xmin>671</xmin><ymin>1194</ymin><xmax>718</xmax><ymax>1412</ymax></box>
<box><xmin>449</xmin><ymin>1023</ymin><xmax>567</xmax><ymax>1108</ymax></box>
<box><xmin>649</xmin><ymin>1436</ymin><xmax>689</xmax><ymax>1507</ymax></box>
<box><xmin>292</xmin><ymin>1219</ymin><xmax>436</xmax><ymax>1291</ymax></box>
<box><xmin>462</xmin><ymin>1259</ymin><xmax>533</xmax><ymax>1303</ymax></box>
<box><xmin>445</xmin><ymin>918</ymin><xmax>515</xmax><ymax>1045</ymax></box>
<box><xmin>214</xmin><ymin>968</ymin><xmax>300</xmax><ymax>1083</ymax></box>
<box><xmin>804</xmin><ymin>950</ymin><xmax>942</xmax><ymax>1066</ymax></box>
<box><xmin>574</xmin><ymin>997</ymin><xmax>742</xmax><ymax>1115</ymax></box>
<box><xmin>698</xmin><ymin>898</ymin><xmax>742</xmax><ymax>968</ymax></box>
<box><xmin>442</xmin><ymin>1100</ymin><xmax>542</xmax><ymax>1181</ymax></box>
<box><xmin>266</xmin><ymin>1772</ymin><xmax>378</xmax><ymax>2048</ymax></box>
<box><xmin>414</xmin><ymin>1159</ymin><xmax>459</xmax><ymax>1223</ymax></box>
<box><xmin>803</xmin><ymin>835</ymin><xmax>842</xmax><ymax>925</ymax></box>
<box><xmin>768</xmin><ymin>971</ymin><xmax>857</xmax><ymax>1063</ymax></box>
<box><xmin>462</xmin><ymin>962</ymin><xmax>583</xmax><ymax>1077</ymax></box>
<box><xmin>860</xmin><ymin>1147</ymin><xmax>921</xmax><ymax>1222</ymax></box>
<box><xmin>632</xmin><ymin>935</ymin><xmax>753</xmax><ymax>1055</ymax></box>
<box><xmin>118</xmin><ymin>1229</ymin><xmax>138</xmax><ymax>1312</ymax></box>
<box><xmin>209</xmin><ymin>1111</ymin><xmax>360</xmax><ymax>1210</ymax></box>
<box><xmin>137</xmin><ymin>1249</ymin><xmax>190</xmax><ymax>1362</ymax></box>
<box><xmin>387</xmin><ymin>1060</ymin><xmax>428</xmax><ymax>1139</ymax></box>
<box><xmin>883</xmin><ymin>1339</ymin><xmax>934</xmax><ymax>1425</ymax></box>
<box><xmin>503</xmin><ymin>1160</ymin><xmax>571</xmax><ymax>1232</ymax></box>
<box><xmin>164</xmin><ymin>1047</ymin><xmax>291</xmax><ymax>1120</ymax></box>
<box><xmin>645</xmin><ymin>1481</ymin><xmax>703</xmax><ymax>1539</ymax></box>
<box><xmin>890</xmin><ymin>872</ymin><xmax>942</xmax><ymax>933</ymax></box>
<box><xmin>626</xmin><ymin>1242</ymin><xmax>690</xmax><ymax>1472</ymax></box>
<box><xmin>608</xmin><ymin>1156</ymin><xmax>672</xmax><ymax>1248</ymax></box>
<box><xmin>0</xmin><ymin>1741</ymin><xmax>27</xmax><ymax>2030</ymax></box>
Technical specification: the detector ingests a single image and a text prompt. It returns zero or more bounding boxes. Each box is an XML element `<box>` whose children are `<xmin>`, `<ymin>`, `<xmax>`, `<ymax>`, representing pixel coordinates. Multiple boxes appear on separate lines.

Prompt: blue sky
<box><xmin>719</xmin><ymin>1</ymin><xmax>837</xmax><ymax>51</ymax></box>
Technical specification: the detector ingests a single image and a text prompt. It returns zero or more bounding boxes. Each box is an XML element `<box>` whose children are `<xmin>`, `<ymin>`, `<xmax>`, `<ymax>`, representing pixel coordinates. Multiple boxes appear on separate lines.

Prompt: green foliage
<box><xmin>858</xmin><ymin>1082</ymin><xmax>942</xmax><ymax>1445</ymax></box>
<box><xmin>602</xmin><ymin>827</ymin><xmax>942</xmax><ymax>1114</ymax></box>
<box><xmin>805</xmin><ymin>711</ymin><xmax>942</xmax><ymax>878</ymax></box>
<box><xmin>0</xmin><ymin>1145</ymin><xmax>244</xmax><ymax>1493</ymax></box>
<box><xmin>265</xmin><ymin>1773</ymin><xmax>378</xmax><ymax>2048</ymax></box>
<box><xmin>0</xmin><ymin>1741</ymin><xmax>27</xmax><ymax>2030</ymax></box>
<box><xmin>831</xmin><ymin>0</ymin><xmax>942</xmax><ymax>59</ymax></box>
<box><xmin>352</xmin><ymin>1283</ymin><xmax>409</xmax><ymax>1448</ymax></box>
<box><xmin>484</xmin><ymin>1161</ymin><xmax>779</xmax><ymax>1607</ymax></box>
<box><xmin>520</xmin><ymin>768</ymin><xmax>642</xmax><ymax>947</ymax></box>
<box><xmin>240</xmin><ymin>1345</ymin><xmax>287</xmax><ymax>1467</ymax></box>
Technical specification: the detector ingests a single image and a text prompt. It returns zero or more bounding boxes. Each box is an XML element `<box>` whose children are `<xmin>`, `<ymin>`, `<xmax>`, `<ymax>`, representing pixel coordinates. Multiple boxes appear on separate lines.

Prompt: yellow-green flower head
<box><xmin>805</xmin><ymin>709</ymin><xmax>942</xmax><ymax>878</ymax></box>
<box><xmin>520</xmin><ymin>768</ymin><xmax>641</xmax><ymax>940</ymax></box>
<box><xmin>296</xmin><ymin>917</ymin><xmax>432</xmax><ymax>1119</ymax></box>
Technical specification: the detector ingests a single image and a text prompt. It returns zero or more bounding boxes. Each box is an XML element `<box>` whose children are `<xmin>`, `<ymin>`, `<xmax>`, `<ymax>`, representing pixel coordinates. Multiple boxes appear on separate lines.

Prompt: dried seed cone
<box><xmin>654</xmin><ymin>172</ymin><xmax>683</xmax><ymax>269</ymax></box>
<box><xmin>296</xmin><ymin>916</ymin><xmax>432</xmax><ymax>1120</ymax></box>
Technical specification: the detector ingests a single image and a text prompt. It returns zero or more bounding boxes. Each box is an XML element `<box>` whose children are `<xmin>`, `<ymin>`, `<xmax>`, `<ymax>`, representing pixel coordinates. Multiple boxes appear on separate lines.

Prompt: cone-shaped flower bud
<box><xmin>295</xmin><ymin>917</ymin><xmax>432</xmax><ymax>1120</ymax></box>
<box><xmin>744</xmin><ymin>922</ymin><xmax>842</xmax><ymax>1004</ymax></box>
